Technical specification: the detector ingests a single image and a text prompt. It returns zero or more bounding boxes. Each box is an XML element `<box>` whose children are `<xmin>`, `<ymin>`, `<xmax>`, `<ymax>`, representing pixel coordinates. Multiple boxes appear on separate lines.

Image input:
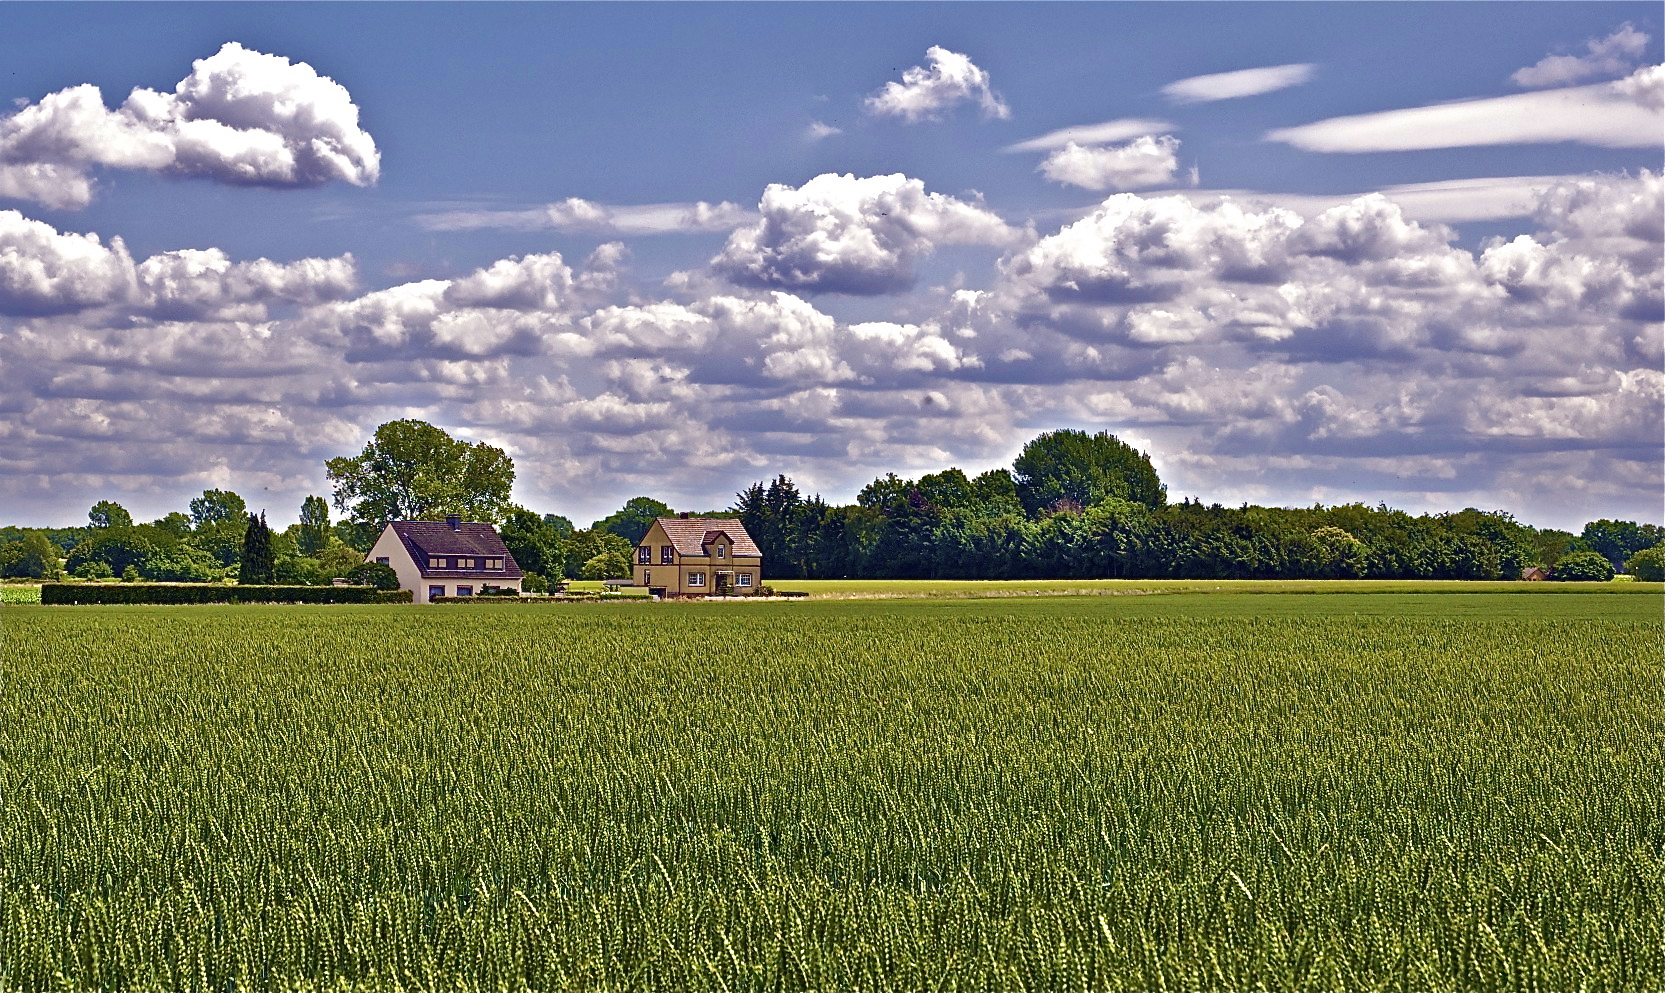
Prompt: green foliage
<box><xmin>120</xmin><ymin>565</ymin><xmax>139</xmax><ymax>582</ymax></box>
<box><xmin>1581</xmin><ymin>519</ymin><xmax>1665</xmax><ymax>571</ymax></box>
<box><xmin>38</xmin><ymin>584</ymin><xmax>411</xmax><ymax>605</ymax></box>
<box><xmin>72</xmin><ymin>560</ymin><xmax>113</xmax><ymax>580</ymax></box>
<box><xmin>1013</xmin><ymin>429</ymin><xmax>1167</xmax><ymax>515</ymax></box>
<box><xmin>346</xmin><ymin>562</ymin><xmax>400</xmax><ymax>590</ymax></box>
<box><xmin>188</xmin><ymin>489</ymin><xmax>249</xmax><ymax>567</ymax></box>
<box><xmin>149</xmin><ymin>512</ymin><xmax>193</xmax><ymax>539</ymax></box>
<box><xmin>325</xmin><ymin>419</ymin><xmax>515</xmax><ymax>531</ymax></box>
<box><xmin>521</xmin><ymin>571</ymin><xmax>549</xmax><ymax>594</ymax></box>
<box><xmin>314</xmin><ymin>540</ymin><xmax>366</xmax><ymax>580</ymax></box>
<box><xmin>592</xmin><ymin>497</ymin><xmax>673</xmax><ymax>546</ymax></box>
<box><xmin>274</xmin><ymin>556</ymin><xmax>328</xmax><ymax>587</ymax></box>
<box><xmin>2</xmin><ymin>598</ymin><xmax>1657</xmax><ymax>988</ymax></box>
<box><xmin>0</xmin><ymin>585</ymin><xmax>41</xmax><ymax>604</ymax></box>
<box><xmin>1623</xmin><ymin>544</ymin><xmax>1665</xmax><ymax>582</ymax></box>
<box><xmin>297</xmin><ymin>495</ymin><xmax>331</xmax><ymax>556</ymax></box>
<box><xmin>1552</xmin><ymin>549</ymin><xmax>1617</xmax><ymax>582</ymax></box>
<box><xmin>237</xmin><ymin>513</ymin><xmax>276</xmax><ymax>585</ymax></box>
<box><xmin>0</xmin><ymin>533</ymin><xmax>62</xmax><ymax>579</ymax></box>
<box><xmin>564</xmin><ymin>529</ymin><xmax>631</xmax><ymax>581</ymax></box>
<box><xmin>87</xmin><ymin>500</ymin><xmax>133</xmax><ymax>530</ymax></box>
<box><xmin>498</xmin><ymin>506</ymin><xmax>567</xmax><ymax>580</ymax></box>
<box><xmin>581</xmin><ymin>548</ymin><xmax>631</xmax><ymax>580</ymax></box>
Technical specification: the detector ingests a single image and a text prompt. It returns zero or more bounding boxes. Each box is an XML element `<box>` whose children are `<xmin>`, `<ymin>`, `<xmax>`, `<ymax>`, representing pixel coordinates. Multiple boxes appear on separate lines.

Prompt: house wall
<box><xmin>366</xmin><ymin>526</ymin><xmax>429</xmax><ymax>603</ymax></box>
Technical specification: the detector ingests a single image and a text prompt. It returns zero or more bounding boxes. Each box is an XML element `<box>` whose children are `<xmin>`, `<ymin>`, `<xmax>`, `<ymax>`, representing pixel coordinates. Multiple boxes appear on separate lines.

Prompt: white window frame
<box><xmin>737</xmin><ymin>573</ymin><xmax>752</xmax><ymax>587</ymax></box>
<box><xmin>688</xmin><ymin>572</ymin><xmax>705</xmax><ymax>587</ymax></box>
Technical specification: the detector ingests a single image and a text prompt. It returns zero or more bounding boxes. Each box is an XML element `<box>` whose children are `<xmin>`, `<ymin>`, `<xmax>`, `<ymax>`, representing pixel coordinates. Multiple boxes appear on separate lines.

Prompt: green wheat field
<box><xmin>3</xmin><ymin>591</ymin><xmax>1659</xmax><ymax>991</ymax></box>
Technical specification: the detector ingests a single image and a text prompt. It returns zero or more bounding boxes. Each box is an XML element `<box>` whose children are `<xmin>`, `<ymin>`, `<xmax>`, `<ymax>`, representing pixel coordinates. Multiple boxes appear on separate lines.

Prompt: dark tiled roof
<box><xmin>654</xmin><ymin>516</ymin><xmax>761</xmax><ymax>557</ymax></box>
<box><xmin>388</xmin><ymin>520</ymin><xmax>524</xmax><ymax>579</ymax></box>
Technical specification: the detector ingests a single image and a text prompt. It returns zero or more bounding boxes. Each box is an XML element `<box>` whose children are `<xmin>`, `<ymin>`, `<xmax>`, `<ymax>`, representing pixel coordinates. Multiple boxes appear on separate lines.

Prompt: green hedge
<box><xmin>40</xmin><ymin>584</ymin><xmax>412</xmax><ymax>605</ymax></box>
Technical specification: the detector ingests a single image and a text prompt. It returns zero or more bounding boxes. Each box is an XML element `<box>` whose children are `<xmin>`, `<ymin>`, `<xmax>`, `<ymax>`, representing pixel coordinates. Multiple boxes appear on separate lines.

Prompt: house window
<box><xmin>716</xmin><ymin>545</ymin><xmax>726</xmax><ymax>559</ymax></box>
<box><xmin>457</xmin><ymin>557</ymin><xmax>476</xmax><ymax>569</ymax></box>
<box><xmin>429</xmin><ymin>556</ymin><xmax>445</xmax><ymax>569</ymax></box>
<box><xmin>661</xmin><ymin>546</ymin><xmax>674</xmax><ymax>564</ymax></box>
<box><xmin>486</xmin><ymin>558</ymin><xmax>504</xmax><ymax>570</ymax></box>
<box><xmin>457</xmin><ymin>585</ymin><xmax>474</xmax><ymax>597</ymax></box>
<box><xmin>688</xmin><ymin>572</ymin><xmax>705</xmax><ymax>587</ymax></box>
<box><xmin>737</xmin><ymin>573</ymin><xmax>752</xmax><ymax>587</ymax></box>
<box><xmin>643</xmin><ymin>570</ymin><xmax>651</xmax><ymax>585</ymax></box>
<box><xmin>428</xmin><ymin>586</ymin><xmax>445</xmax><ymax>600</ymax></box>
<box><xmin>638</xmin><ymin>546</ymin><xmax>652</xmax><ymax>565</ymax></box>
<box><xmin>376</xmin><ymin>557</ymin><xmax>389</xmax><ymax>565</ymax></box>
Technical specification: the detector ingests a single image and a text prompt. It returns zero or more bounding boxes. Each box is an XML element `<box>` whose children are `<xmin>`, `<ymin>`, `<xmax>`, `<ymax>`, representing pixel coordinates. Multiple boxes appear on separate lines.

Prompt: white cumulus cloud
<box><xmin>865</xmin><ymin>47</ymin><xmax>1009</xmax><ymax>123</ymax></box>
<box><xmin>1039</xmin><ymin>135</ymin><xmax>1183</xmax><ymax>191</ymax></box>
<box><xmin>711</xmin><ymin>173</ymin><xmax>1014</xmax><ymax>295</ymax></box>
<box><xmin>0</xmin><ymin>42</ymin><xmax>379</xmax><ymax>208</ymax></box>
<box><xmin>1512</xmin><ymin>24</ymin><xmax>1650</xmax><ymax>87</ymax></box>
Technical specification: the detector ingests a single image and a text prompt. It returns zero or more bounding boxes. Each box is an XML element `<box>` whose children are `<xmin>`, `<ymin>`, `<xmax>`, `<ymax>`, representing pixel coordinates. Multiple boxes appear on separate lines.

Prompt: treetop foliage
<box><xmin>325</xmin><ymin>419</ymin><xmax>515</xmax><ymax>530</ymax></box>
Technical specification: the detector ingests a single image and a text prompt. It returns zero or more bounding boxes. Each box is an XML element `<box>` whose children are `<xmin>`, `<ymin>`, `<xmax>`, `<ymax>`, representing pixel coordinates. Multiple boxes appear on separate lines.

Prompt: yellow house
<box><xmin>634</xmin><ymin>515</ymin><xmax>762</xmax><ymax>596</ymax></box>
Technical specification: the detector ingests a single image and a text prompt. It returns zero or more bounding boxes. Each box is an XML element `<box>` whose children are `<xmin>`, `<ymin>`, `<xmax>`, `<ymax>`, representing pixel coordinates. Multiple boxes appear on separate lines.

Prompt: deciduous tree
<box><xmin>325</xmin><ymin>419</ymin><xmax>515</xmax><ymax>530</ymax></box>
<box><xmin>1012</xmin><ymin>430</ymin><xmax>1166</xmax><ymax>516</ymax></box>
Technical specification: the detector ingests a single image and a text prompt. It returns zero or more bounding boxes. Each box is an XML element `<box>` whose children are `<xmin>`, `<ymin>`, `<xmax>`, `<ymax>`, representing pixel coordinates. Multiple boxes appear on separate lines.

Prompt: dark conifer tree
<box><xmin>238</xmin><ymin>512</ymin><xmax>276</xmax><ymax>584</ymax></box>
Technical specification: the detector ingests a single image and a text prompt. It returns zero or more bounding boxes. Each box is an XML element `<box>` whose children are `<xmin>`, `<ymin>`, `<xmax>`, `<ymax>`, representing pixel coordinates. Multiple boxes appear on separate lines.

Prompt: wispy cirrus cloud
<box><xmin>1162</xmin><ymin>63</ymin><xmax>1316</xmax><ymax>104</ymax></box>
<box><xmin>1512</xmin><ymin>24</ymin><xmax>1649</xmax><ymax>88</ymax></box>
<box><xmin>1266</xmin><ymin>68</ymin><xmax>1663</xmax><ymax>152</ymax></box>
<box><xmin>1003</xmin><ymin>118</ymin><xmax>1175</xmax><ymax>154</ymax></box>
<box><xmin>415</xmin><ymin>198</ymin><xmax>751</xmax><ymax>235</ymax></box>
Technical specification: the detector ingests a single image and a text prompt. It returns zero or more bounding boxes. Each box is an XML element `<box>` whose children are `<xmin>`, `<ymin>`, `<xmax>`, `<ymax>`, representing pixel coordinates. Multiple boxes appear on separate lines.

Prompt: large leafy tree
<box><xmin>297</xmin><ymin>495</ymin><xmax>331</xmax><ymax>555</ymax></box>
<box><xmin>499</xmin><ymin>506</ymin><xmax>569</xmax><ymax>581</ymax></box>
<box><xmin>1012</xmin><ymin>429</ymin><xmax>1166</xmax><ymax>516</ymax></box>
<box><xmin>1580</xmin><ymin>519</ymin><xmax>1665</xmax><ymax>571</ymax></box>
<box><xmin>187</xmin><ymin>489</ymin><xmax>249</xmax><ymax>567</ymax></box>
<box><xmin>0</xmin><ymin>533</ymin><xmax>63</xmax><ymax>579</ymax></box>
<box><xmin>88</xmin><ymin>500</ymin><xmax>134</xmax><ymax>530</ymax></box>
<box><xmin>325</xmin><ymin>419</ymin><xmax>516</xmax><ymax>530</ymax></box>
<box><xmin>592</xmin><ymin>497</ymin><xmax>673</xmax><ymax>546</ymax></box>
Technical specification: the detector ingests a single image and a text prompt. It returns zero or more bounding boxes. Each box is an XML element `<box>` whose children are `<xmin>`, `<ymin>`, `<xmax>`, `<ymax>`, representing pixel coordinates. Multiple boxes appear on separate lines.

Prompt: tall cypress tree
<box><xmin>238</xmin><ymin>512</ymin><xmax>276</xmax><ymax>584</ymax></box>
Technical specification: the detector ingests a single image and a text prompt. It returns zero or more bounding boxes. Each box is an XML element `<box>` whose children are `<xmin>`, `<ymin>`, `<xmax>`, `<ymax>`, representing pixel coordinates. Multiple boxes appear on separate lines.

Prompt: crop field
<box><xmin>3</xmin><ymin>592</ymin><xmax>1659</xmax><ymax>991</ymax></box>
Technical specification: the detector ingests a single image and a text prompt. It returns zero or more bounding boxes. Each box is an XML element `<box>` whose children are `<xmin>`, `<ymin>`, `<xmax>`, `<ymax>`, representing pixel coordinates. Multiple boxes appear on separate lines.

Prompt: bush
<box><xmin>74</xmin><ymin>561</ymin><xmax>114</xmax><ymax>580</ymax></box>
<box><xmin>121</xmin><ymin>565</ymin><xmax>140</xmax><ymax>582</ymax></box>
<box><xmin>1623</xmin><ymin>544</ymin><xmax>1665</xmax><ymax>582</ymax></box>
<box><xmin>346</xmin><ymin>562</ymin><xmax>401</xmax><ymax>590</ymax></box>
<box><xmin>40</xmin><ymin>584</ymin><xmax>412</xmax><ymax>605</ymax></box>
<box><xmin>521</xmin><ymin>572</ymin><xmax>549</xmax><ymax>594</ymax></box>
<box><xmin>1550</xmin><ymin>550</ymin><xmax>1616</xmax><ymax>582</ymax></box>
<box><xmin>478</xmin><ymin>585</ymin><xmax>521</xmax><ymax>597</ymax></box>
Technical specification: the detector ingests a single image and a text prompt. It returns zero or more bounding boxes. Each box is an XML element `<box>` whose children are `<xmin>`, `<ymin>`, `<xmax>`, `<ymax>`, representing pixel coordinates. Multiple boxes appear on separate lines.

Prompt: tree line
<box><xmin>4</xmin><ymin>421</ymin><xmax>1660</xmax><ymax>585</ymax></box>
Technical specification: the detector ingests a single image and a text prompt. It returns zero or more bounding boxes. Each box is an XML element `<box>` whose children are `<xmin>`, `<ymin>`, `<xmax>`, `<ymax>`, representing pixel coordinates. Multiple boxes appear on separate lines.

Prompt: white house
<box><xmin>364</xmin><ymin>516</ymin><xmax>524</xmax><ymax>604</ymax></box>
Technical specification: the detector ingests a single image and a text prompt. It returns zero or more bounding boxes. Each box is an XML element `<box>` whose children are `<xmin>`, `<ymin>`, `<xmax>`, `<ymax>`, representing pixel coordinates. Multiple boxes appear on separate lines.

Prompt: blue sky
<box><xmin>1</xmin><ymin>3</ymin><xmax>1660</xmax><ymax>532</ymax></box>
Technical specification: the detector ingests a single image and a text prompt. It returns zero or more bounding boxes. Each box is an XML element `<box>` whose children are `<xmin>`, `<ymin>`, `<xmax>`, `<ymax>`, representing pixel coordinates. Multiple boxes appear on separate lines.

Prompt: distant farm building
<box><xmin>1521</xmin><ymin>566</ymin><xmax>1548</xmax><ymax>581</ymax></box>
<box><xmin>365</xmin><ymin>516</ymin><xmax>523</xmax><ymax>603</ymax></box>
<box><xmin>634</xmin><ymin>515</ymin><xmax>761</xmax><ymax>597</ymax></box>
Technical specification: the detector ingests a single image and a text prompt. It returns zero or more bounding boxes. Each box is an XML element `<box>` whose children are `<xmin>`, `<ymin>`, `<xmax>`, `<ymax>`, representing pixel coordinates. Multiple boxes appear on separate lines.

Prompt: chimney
<box><xmin>678</xmin><ymin>512</ymin><xmax>690</xmax><ymax>519</ymax></box>
<box><xmin>446</xmin><ymin>515</ymin><xmax>462</xmax><ymax>531</ymax></box>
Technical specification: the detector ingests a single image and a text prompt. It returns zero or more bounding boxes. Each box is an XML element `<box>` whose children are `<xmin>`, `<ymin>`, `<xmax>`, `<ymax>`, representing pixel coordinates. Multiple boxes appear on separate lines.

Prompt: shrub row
<box><xmin>40</xmin><ymin>584</ymin><xmax>412</xmax><ymax>605</ymax></box>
